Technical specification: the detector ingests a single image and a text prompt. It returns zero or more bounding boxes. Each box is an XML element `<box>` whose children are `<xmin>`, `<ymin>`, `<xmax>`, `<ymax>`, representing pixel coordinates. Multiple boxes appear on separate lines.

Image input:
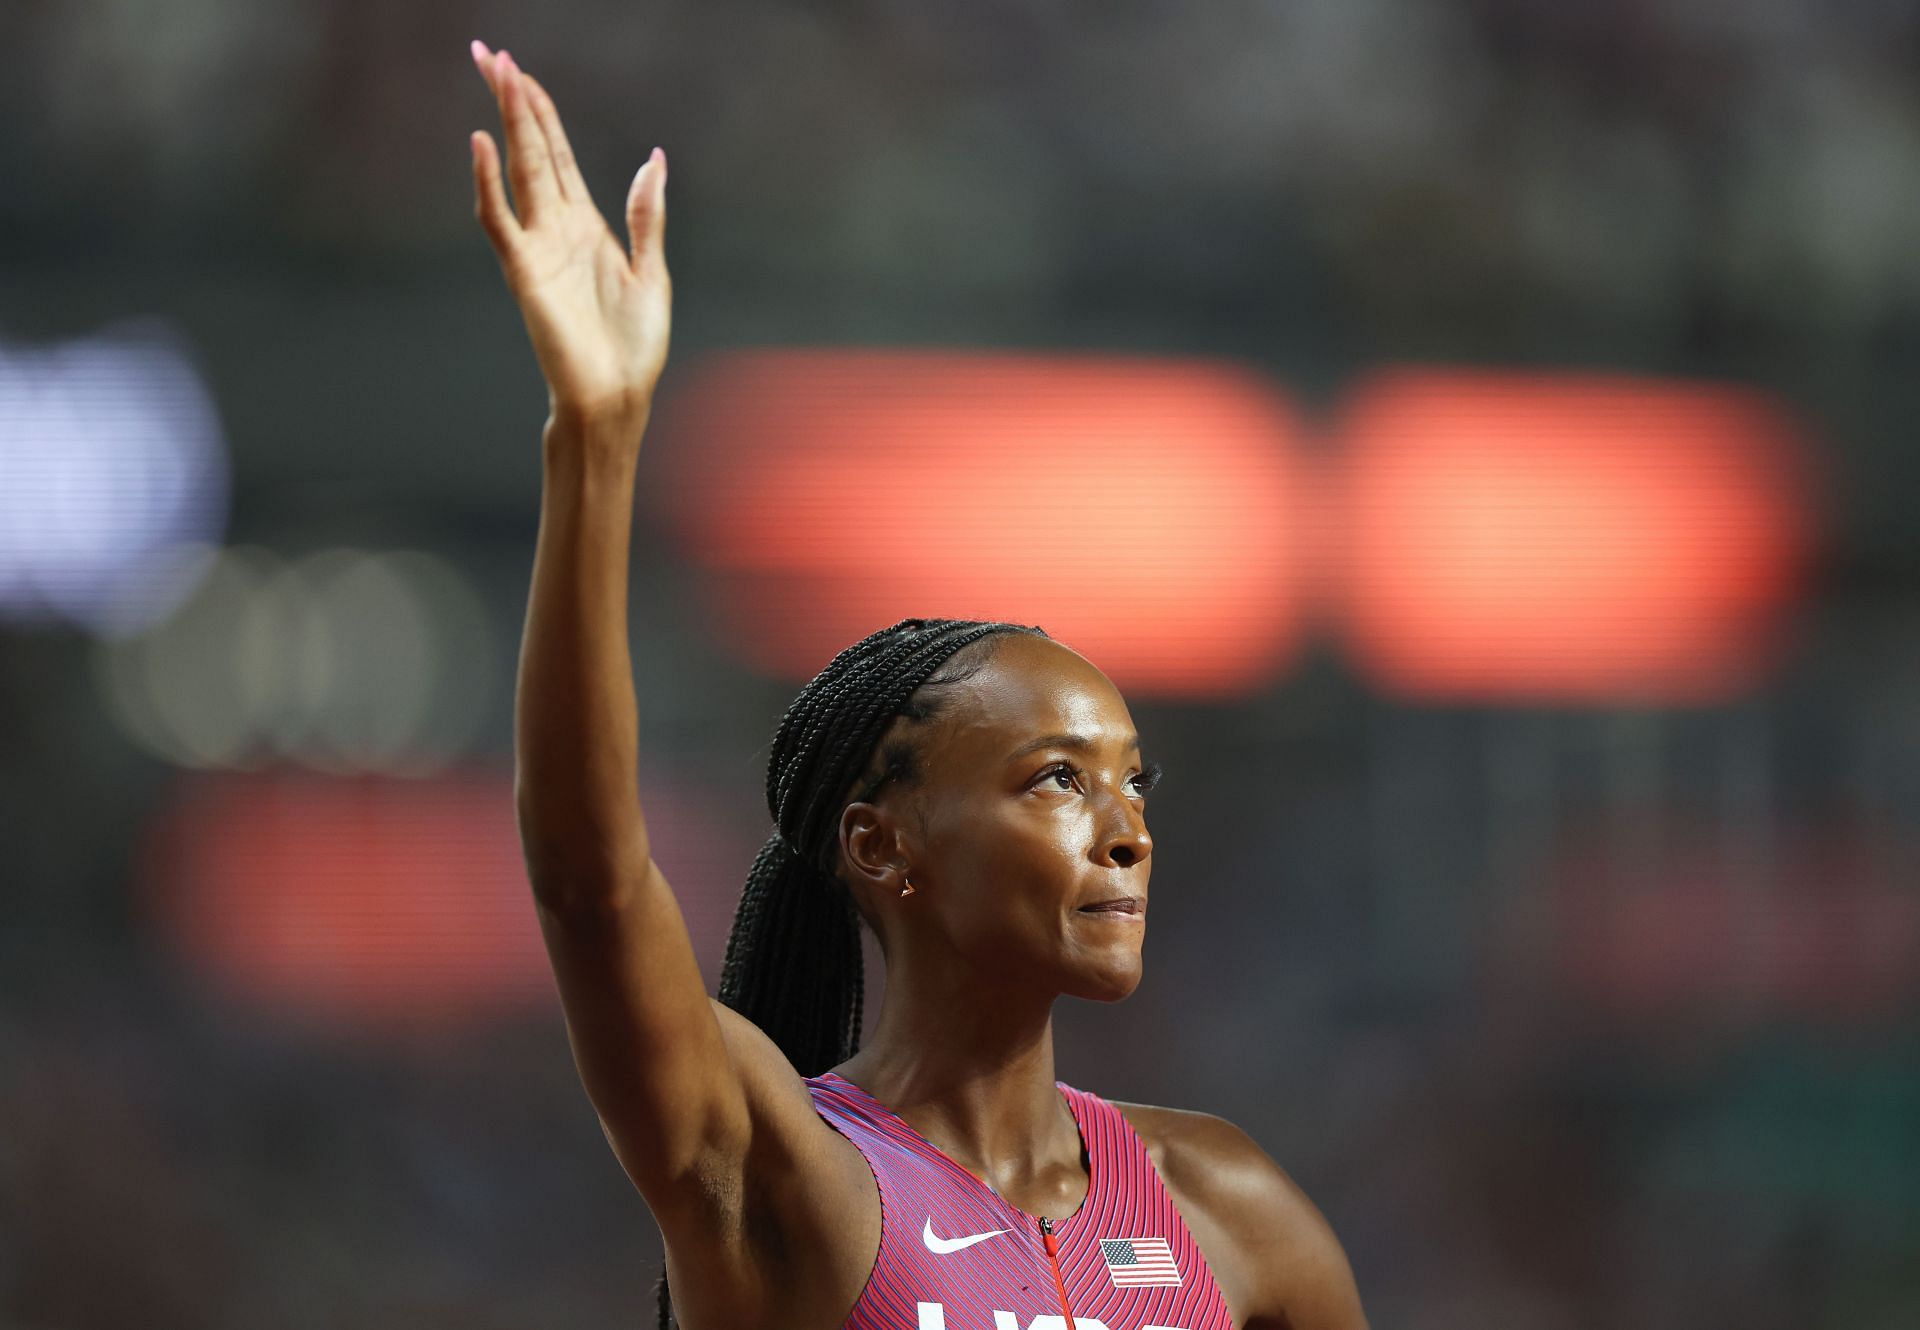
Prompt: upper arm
<box><xmin>533</xmin><ymin>856</ymin><xmax>753</xmax><ymax>1198</ymax></box>
<box><xmin>1122</xmin><ymin>1106</ymin><xmax>1369</xmax><ymax>1330</ymax></box>
<box><xmin>1236</xmin><ymin>1144</ymin><xmax>1368</xmax><ymax>1330</ymax></box>
<box><xmin>533</xmin><ymin>858</ymin><xmax>871</xmax><ymax>1316</ymax></box>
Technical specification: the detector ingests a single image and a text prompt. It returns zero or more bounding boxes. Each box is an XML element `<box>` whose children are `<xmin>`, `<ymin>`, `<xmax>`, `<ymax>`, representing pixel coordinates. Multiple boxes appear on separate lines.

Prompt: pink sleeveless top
<box><xmin>807</xmin><ymin>1071</ymin><xmax>1236</xmax><ymax>1330</ymax></box>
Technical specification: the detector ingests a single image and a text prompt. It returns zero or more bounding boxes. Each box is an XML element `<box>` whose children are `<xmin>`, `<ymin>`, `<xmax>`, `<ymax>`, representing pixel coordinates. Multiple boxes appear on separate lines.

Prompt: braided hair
<box><xmin>656</xmin><ymin>616</ymin><xmax>1048</xmax><ymax>1328</ymax></box>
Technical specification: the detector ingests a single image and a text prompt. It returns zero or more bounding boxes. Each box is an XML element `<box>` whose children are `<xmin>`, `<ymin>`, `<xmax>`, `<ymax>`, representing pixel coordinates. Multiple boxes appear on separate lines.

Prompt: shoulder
<box><xmin>1107</xmin><ymin>1101</ymin><xmax>1278</xmax><ymax>1204</ymax></box>
<box><xmin>1109</xmin><ymin>1101</ymin><xmax>1369</xmax><ymax>1330</ymax></box>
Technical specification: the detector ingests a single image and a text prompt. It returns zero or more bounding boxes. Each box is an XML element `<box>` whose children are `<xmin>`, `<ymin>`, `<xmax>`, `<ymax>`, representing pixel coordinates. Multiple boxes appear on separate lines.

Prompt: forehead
<box><xmin>930</xmin><ymin>634</ymin><xmax>1137</xmax><ymax>761</ymax></box>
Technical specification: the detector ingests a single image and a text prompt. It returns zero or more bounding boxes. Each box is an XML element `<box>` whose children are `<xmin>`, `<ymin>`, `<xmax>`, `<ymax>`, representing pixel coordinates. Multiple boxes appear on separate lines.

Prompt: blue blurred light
<box><xmin>0</xmin><ymin>319</ymin><xmax>230</xmax><ymax>635</ymax></box>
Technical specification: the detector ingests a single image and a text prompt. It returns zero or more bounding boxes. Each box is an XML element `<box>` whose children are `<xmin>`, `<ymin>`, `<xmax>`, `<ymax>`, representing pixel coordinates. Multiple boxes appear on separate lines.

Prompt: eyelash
<box><xmin>1036</xmin><ymin>761</ymin><xmax>1164</xmax><ymax>796</ymax></box>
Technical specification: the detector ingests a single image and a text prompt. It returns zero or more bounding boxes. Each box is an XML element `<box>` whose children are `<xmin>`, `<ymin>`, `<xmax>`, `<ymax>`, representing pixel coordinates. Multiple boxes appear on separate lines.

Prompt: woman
<box><xmin>467</xmin><ymin>40</ymin><xmax>1368</xmax><ymax>1330</ymax></box>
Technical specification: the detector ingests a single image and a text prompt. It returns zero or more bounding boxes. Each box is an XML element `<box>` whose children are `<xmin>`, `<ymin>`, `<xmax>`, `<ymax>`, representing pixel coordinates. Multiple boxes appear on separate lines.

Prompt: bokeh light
<box><xmin>656</xmin><ymin>348</ymin><xmax>1312</xmax><ymax>698</ymax></box>
<box><xmin>94</xmin><ymin>545</ymin><xmax>495</xmax><ymax>774</ymax></box>
<box><xmin>1336</xmin><ymin>368</ymin><xmax>1814</xmax><ymax>701</ymax></box>
<box><xmin>140</xmin><ymin>769</ymin><xmax>750</xmax><ymax>1032</ymax></box>
<box><xmin>0</xmin><ymin>321</ymin><xmax>229</xmax><ymax>635</ymax></box>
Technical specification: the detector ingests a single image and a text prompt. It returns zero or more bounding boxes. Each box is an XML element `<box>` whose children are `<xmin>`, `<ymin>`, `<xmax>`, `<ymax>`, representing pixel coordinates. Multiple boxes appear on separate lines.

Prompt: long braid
<box><xmin>654</xmin><ymin>617</ymin><xmax>1047</xmax><ymax>1328</ymax></box>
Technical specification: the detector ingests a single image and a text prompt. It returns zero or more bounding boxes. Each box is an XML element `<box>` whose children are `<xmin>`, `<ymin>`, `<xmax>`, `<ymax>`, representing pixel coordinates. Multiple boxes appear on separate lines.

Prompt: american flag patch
<box><xmin>1099</xmin><ymin>1236</ymin><xmax>1181</xmax><ymax>1287</ymax></box>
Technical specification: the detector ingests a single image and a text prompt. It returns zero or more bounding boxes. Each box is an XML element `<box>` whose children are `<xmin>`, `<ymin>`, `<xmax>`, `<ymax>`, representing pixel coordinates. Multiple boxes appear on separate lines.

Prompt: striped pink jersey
<box><xmin>807</xmin><ymin>1071</ymin><xmax>1236</xmax><ymax>1330</ymax></box>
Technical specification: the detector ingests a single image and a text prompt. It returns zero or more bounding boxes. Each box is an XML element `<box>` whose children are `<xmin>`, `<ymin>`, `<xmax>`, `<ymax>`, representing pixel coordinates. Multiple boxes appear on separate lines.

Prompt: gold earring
<box><xmin>899</xmin><ymin>874</ymin><xmax>915</xmax><ymax>898</ymax></box>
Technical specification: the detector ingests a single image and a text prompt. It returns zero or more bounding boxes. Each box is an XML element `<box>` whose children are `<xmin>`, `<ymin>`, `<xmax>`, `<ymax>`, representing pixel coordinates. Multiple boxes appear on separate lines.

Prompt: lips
<box><xmin>1076</xmin><ymin>896</ymin><xmax>1144</xmax><ymax>916</ymax></box>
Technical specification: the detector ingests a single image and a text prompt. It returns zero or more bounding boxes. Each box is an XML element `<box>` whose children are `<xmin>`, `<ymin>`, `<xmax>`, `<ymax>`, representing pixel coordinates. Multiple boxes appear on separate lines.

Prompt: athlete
<box><xmin>467</xmin><ymin>39</ymin><xmax>1369</xmax><ymax>1330</ymax></box>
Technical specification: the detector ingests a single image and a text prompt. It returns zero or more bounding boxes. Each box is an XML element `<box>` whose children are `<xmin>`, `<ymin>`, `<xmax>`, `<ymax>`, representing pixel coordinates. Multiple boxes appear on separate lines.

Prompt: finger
<box><xmin>495</xmin><ymin>50</ymin><xmax>560</xmax><ymax>224</ymax></box>
<box><xmin>471</xmin><ymin>130</ymin><xmax>523</xmax><ymax>255</ymax></box>
<box><xmin>520</xmin><ymin>73</ymin><xmax>589</xmax><ymax>203</ymax></box>
<box><xmin>625</xmin><ymin>147</ymin><xmax>668</xmax><ymax>275</ymax></box>
<box><xmin>469</xmin><ymin>38</ymin><xmax>496</xmax><ymax>93</ymax></box>
<box><xmin>470</xmin><ymin>39</ymin><xmax>509</xmax><ymax>110</ymax></box>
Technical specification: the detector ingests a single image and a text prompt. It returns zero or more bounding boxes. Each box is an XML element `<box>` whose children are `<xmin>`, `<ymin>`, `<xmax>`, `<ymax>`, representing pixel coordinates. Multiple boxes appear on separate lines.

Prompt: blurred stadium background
<box><xmin>4</xmin><ymin>1</ymin><xmax>1919</xmax><ymax>1327</ymax></box>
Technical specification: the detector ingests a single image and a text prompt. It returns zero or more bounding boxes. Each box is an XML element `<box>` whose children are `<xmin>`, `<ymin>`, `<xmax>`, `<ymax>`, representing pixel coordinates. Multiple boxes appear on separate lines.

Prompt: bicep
<box><xmin>1254</xmin><ymin>1174</ymin><xmax>1367</xmax><ymax>1330</ymax></box>
<box><xmin>1228</xmin><ymin>1135</ymin><xmax>1368</xmax><ymax>1330</ymax></box>
<box><xmin>534</xmin><ymin>856</ymin><xmax>754</xmax><ymax>1198</ymax></box>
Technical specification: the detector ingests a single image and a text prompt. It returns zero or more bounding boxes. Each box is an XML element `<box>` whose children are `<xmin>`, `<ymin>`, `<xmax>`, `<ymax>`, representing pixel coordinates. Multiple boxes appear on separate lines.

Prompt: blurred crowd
<box><xmin>11</xmin><ymin>0</ymin><xmax>1920</xmax><ymax>352</ymax></box>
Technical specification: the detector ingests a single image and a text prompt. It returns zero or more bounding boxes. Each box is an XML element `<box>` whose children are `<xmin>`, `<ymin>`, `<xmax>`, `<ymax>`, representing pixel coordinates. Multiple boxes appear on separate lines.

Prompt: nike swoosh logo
<box><xmin>923</xmin><ymin>1217</ymin><xmax>1012</xmax><ymax>1254</ymax></box>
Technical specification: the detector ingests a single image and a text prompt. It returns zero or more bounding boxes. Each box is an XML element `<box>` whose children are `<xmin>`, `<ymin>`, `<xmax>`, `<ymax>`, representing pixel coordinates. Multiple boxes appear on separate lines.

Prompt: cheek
<box><xmin>931</xmin><ymin>800</ymin><xmax>1089</xmax><ymax>921</ymax></box>
<box><xmin>960</xmin><ymin>795</ymin><xmax>1084</xmax><ymax>863</ymax></box>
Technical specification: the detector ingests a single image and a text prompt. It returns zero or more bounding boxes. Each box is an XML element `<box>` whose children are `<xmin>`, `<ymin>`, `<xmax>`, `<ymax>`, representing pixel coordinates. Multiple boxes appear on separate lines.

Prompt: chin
<box><xmin>1066</xmin><ymin>957</ymin><xmax>1143</xmax><ymax>1003</ymax></box>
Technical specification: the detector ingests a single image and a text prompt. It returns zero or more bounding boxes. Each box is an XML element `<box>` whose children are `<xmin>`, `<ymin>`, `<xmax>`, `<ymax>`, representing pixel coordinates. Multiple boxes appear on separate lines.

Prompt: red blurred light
<box><xmin>1336</xmin><ymin>368</ymin><xmax>1812</xmax><ymax>701</ymax></box>
<box><xmin>654</xmin><ymin>349</ymin><xmax>1311</xmax><ymax>698</ymax></box>
<box><xmin>141</xmin><ymin>769</ymin><xmax>747</xmax><ymax>1032</ymax></box>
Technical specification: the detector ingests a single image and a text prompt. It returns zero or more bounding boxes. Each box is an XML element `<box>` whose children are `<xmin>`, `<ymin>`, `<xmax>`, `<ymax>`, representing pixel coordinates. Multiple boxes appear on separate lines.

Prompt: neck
<box><xmin>833</xmin><ymin>964</ymin><xmax>1081</xmax><ymax>1183</ymax></box>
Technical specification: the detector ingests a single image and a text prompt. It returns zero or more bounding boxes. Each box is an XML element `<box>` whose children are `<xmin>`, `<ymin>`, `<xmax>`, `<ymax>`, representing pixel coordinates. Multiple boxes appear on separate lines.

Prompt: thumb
<box><xmin>626</xmin><ymin>147</ymin><xmax>667</xmax><ymax>273</ymax></box>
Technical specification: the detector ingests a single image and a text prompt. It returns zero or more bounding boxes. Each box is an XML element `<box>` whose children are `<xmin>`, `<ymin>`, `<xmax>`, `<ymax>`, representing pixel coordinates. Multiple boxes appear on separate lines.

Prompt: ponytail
<box><xmin>717</xmin><ymin>833</ymin><xmax>864</xmax><ymax>1075</ymax></box>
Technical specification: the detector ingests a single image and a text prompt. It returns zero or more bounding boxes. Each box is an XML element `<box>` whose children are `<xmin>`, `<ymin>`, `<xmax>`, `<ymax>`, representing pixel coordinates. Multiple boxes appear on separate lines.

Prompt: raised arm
<box><xmin>467</xmin><ymin>44</ymin><xmax>861</xmax><ymax>1314</ymax></box>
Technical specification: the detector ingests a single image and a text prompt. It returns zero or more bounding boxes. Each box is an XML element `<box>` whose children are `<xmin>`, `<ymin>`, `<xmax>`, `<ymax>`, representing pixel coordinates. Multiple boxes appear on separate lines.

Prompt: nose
<box><xmin>1095</xmin><ymin>792</ymin><xmax>1153</xmax><ymax>869</ymax></box>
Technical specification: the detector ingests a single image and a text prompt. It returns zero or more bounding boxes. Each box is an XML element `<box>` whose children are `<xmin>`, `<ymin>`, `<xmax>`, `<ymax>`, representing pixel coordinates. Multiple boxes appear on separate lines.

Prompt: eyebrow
<box><xmin>1005</xmin><ymin>731</ymin><xmax>1142</xmax><ymax>762</ymax></box>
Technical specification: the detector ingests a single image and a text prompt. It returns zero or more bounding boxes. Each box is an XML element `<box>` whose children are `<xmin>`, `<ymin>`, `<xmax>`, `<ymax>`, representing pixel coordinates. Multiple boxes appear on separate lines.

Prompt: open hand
<box><xmin>469</xmin><ymin>40</ymin><xmax>670</xmax><ymax>435</ymax></box>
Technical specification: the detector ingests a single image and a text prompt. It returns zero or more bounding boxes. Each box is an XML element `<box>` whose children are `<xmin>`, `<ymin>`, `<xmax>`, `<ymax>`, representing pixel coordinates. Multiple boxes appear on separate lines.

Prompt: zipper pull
<box><xmin>1038</xmin><ymin>1215</ymin><xmax>1059</xmax><ymax>1257</ymax></box>
<box><xmin>1036</xmin><ymin>1216</ymin><xmax>1075</xmax><ymax>1329</ymax></box>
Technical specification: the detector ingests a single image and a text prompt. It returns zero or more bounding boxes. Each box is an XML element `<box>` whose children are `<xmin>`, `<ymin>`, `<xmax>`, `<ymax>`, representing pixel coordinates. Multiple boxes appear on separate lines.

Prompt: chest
<box><xmin>828</xmin><ymin>1101</ymin><xmax>1238</xmax><ymax>1330</ymax></box>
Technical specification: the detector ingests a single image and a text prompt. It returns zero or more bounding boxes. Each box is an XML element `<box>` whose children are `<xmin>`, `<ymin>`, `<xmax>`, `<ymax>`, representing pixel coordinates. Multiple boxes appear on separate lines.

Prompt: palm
<box><xmin>470</xmin><ymin>43</ymin><xmax>671</xmax><ymax>430</ymax></box>
<box><xmin>511</xmin><ymin>196</ymin><xmax>665</xmax><ymax>415</ymax></box>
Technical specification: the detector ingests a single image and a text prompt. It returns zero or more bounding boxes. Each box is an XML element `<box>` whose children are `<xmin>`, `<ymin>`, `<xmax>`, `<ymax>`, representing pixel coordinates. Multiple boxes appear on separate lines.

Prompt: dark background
<box><xmin>3</xmin><ymin>2</ymin><xmax>1918</xmax><ymax>1327</ymax></box>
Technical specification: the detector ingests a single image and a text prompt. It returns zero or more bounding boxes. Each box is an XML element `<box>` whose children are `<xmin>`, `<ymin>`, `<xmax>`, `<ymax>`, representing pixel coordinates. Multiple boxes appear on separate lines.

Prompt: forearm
<box><xmin>514</xmin><ymin>413</ymin><xmax>651</xmax><ymax>901</ymax></box>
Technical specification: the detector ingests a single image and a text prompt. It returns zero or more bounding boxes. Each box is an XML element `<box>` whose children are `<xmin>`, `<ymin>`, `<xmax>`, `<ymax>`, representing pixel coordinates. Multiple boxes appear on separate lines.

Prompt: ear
<box><xmin>838</xmin><ymin>800</ymin><xmax>912</xmax><ymax>897</ymax></box>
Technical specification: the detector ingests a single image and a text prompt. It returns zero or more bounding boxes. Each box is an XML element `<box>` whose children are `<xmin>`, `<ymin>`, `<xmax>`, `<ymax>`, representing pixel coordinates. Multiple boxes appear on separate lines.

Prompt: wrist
<box><xmin>544</xmin><ymin>392</ymin><xmax>652</xmax><ymax>444</ymax></box>
<box><xmin>543</xmin><ymin>401</ymin><xmax>649</xmax><ymax>457</ymax></box>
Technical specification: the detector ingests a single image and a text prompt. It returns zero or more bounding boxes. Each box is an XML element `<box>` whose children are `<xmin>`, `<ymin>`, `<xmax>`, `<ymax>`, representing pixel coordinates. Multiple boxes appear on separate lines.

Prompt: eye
<box><xmin>1121</xmin><ymin>763</ymin><xmax>1167</xmax><ymax>794</ymax></box>
<box><xmin>1033</xmin><ymin>763</ymin><xmax>1081</xmax><ymax>792</ymax></box>
<box><xmin>1029</xmin><ymin>763</ymin><xmax>1159</xmax><ymax>794</ymax></box>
